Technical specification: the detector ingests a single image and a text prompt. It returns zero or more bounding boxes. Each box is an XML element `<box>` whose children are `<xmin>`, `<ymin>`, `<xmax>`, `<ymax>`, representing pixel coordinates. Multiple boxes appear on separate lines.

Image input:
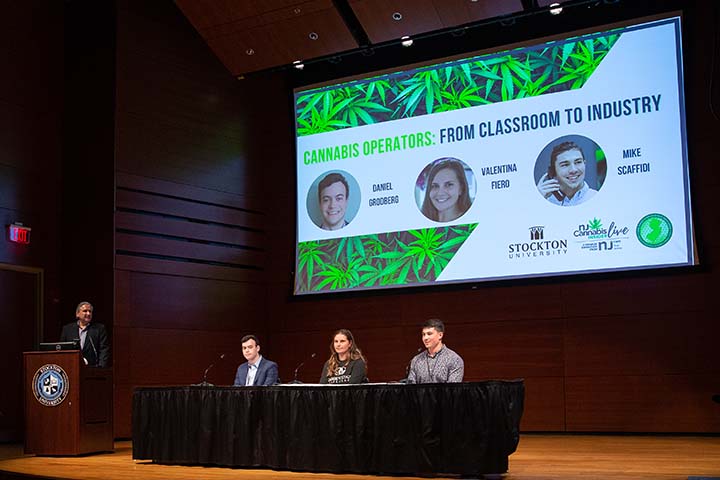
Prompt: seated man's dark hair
<box><xmin>423</xmin><ymin>318</ymin><xmax>445</xmax><ymax>332</ymax></box>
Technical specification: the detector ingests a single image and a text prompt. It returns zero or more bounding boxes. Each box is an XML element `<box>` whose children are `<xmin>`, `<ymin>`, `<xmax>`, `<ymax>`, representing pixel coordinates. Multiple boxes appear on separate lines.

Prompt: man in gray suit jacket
<box><xmin>233</xmin><ymin>335</ymin><xmax>279</xmax><ymax>386</ymax></box>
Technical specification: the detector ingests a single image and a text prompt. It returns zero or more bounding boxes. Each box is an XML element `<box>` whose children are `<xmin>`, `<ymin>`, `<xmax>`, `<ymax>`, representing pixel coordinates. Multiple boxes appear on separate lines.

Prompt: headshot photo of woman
<box><xmin>319</xmin><ymin>329</ymin><xmax>368</xmax><ymax>384</ymax></box>
<box><xmin>417</xmin><ymin>157</ymin><xmax>475</xmax><ymax>223</ymax></box>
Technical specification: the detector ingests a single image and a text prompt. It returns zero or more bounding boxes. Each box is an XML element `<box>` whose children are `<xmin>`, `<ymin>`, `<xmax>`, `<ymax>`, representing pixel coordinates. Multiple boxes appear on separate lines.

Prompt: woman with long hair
<box><xmin>319</xmin><ymin>329</ymin><xmax>368</xmax><ymax>384</ymax></box>
<box><xmin>421</xmin><ymin>158</ymin><xmax>472</xmax><ymax>222</ymax></box>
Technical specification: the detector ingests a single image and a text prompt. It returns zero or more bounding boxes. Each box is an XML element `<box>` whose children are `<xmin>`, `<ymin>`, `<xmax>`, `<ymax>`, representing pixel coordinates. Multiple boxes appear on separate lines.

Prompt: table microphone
<box><xmin>290</xmin><ymin>353</ymin><xmax>316</xmax><ymax>383</ymax></box>
<box><xmin>196</xmin><ymin>353</ymin><xmax>226</xmax><ymax>387</ymax></box>
<box><xmin>400</xmin><ymin>347</ymin><xmax>423</xmax><ymax>383</ymax></box>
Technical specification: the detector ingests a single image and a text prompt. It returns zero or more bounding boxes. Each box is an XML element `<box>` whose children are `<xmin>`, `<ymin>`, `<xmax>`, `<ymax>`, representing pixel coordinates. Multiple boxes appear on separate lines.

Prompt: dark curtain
<box><xmin>133</xmin><ymin>381</ymin><xmax>524</xmax><ymax>476</ymax></box>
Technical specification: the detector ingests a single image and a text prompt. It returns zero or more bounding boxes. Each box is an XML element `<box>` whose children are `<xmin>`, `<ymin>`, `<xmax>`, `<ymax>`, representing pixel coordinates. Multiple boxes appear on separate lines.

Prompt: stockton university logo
<box><xmin>636</xmin><ymin>213</ymin><xmax>673</xmax><ymax>248</ymax></box>
<box><xmin>508</xmin><ymin>226</ymin><xmax>568</xmax><ymax>259</ymax></box>
<box><xmin>529</xmin><ymin>226</ymin><xmax>544</xmax><ymax>240</ymax></box>
<box><xmin>32</xmin><ymin>364</ymin><xmax>69</xmax><ymax>407</ymax></box>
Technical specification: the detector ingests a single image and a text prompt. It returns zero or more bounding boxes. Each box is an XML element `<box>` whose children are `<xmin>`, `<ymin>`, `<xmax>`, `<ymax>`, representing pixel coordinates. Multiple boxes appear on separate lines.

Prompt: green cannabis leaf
<box><xmin>295</xmin><ymin>33</ymin><xmax>620</xmax><ymax>136</ymax></box>
<box><xmin>295</xmin><ymin>224</ymin><xmax>478</xmax><ymax>293</ymax></box>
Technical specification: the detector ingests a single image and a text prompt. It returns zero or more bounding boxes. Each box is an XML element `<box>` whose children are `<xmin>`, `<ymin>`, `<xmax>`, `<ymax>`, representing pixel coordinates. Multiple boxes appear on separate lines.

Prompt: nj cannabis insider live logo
<box><xmin>574</xmin><ymin>217</ymin><xmax>630</xmax><ymax>252</ymax></box>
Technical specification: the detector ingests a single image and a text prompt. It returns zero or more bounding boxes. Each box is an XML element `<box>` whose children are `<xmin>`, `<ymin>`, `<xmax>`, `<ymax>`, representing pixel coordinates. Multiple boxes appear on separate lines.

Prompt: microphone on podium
<box><xmin>70</xmin><ymin>337</ymin><xmax>87</xmax><ymax>365</ymax></box>
<box><xmin>290</xmin><ymin>353</ymin><xmax>316</xmax><ymax>383</ymax></box>
<box><xmin>87</xmin><ymin>334</ymin><xmax>99</xmax><ymax>366</ymax></box>
<box><xmin>195</xmin><ymin>353</ymin><xmax>226</xmax><ymax>387</ymax></box>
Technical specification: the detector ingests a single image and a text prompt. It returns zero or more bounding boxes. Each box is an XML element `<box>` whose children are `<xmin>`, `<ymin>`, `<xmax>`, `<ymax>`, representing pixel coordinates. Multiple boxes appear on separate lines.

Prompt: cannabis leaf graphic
<box><xmin>588</xmin><ymin>218</ymin><xmax>603</xmax><ymax>230</ymax></box>
<box><xmin>295</xmin><ymin>33</ymin><xmax>620</xmax><ymax>136</ymax></box>
<box><xmin>295</xmin><ymin>224</ymin><xmax>478</xmax><ymax>293</ymax></box>
<box><xmin>296</xmin><ymin>241</ymin><xmax>328</xmax><ymax>291</ymax></box>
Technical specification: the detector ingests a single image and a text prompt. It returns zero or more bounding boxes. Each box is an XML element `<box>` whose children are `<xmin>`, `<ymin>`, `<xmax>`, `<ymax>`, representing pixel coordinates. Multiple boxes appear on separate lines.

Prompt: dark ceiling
<box><xmin>173</xmin><ymin>0</ymin><xmax>683</xmax><ymax>81</ymax></box>
<box><xmin>172</xmin><ymin>0</ymin><xmax>559</xmax><ymax>77</ymax></box>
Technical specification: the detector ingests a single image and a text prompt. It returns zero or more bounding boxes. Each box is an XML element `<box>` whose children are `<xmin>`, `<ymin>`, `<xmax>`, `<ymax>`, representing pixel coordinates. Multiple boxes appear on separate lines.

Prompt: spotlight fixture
<box><xmin>293</xmin><ymin>60</ymin><xmax>305</xmax><ymax>70</ymax></box>
<box><xmin>308</xmin><ymin>32</ymin><xmax>319</xmax><ymax>40</ymax></box>
<box><xmin>549</xmin><ymin>3</ymin><xmax>563</xmax><ymax>15</ymax></box>
<box><xmin>392</xmin><ymin>12</ymin><xmax>402</xmax><ymax>21</ymax></box>
<box><xmin>400</xmin><ymin>36</ymin><xmax>413</xmax><ymax>47</ymax></box>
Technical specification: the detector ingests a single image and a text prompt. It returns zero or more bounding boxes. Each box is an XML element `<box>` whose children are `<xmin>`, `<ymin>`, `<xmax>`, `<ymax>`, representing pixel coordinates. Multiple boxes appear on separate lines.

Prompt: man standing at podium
<box><xmin>60</xmin><ymin>301</ymin><xmax>110</xmax><ymax>367</ymax></box>
<box><xmin>233</xmin><ymin>335</ymin><xmax>279</xmax><ymax>386</ymax></box>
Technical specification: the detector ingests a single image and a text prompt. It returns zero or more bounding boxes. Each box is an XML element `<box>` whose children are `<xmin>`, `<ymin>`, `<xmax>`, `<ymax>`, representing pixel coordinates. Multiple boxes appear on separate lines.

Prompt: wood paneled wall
<box><xmin>112</xmin><ymin>0</ymin><xmax>720</xmax><ymax>437</ymax></box>
<box><xmin>1</xmin><ymin>0</ymin><xmax>118</xmax><ymax>442</ymax></box>
<box><xmin>0</xmin><ymin>2</ymin><xmax>64</xmax><ymax>336</ymax></box>
<box><xmin>0</xmin><ymin>2</ymin><xmax>64</xmax><ymax>442</ymax></box>
<box><xmin>113</xmin><ymin>0</ymin><xmax>270</xmax><ymax>437</ymax></box>
<box><xmin>60</xmin><ymin>0</ymin><xmax>116</xmax><ymax>327</ymax></box>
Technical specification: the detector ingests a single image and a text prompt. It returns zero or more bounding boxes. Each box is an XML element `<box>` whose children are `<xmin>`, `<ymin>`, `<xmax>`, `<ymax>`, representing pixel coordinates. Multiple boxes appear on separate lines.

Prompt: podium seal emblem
<box><xmin>32</xmin><ymin>364</ymin><xmax>69</xmax><ymax>406</ymax></box>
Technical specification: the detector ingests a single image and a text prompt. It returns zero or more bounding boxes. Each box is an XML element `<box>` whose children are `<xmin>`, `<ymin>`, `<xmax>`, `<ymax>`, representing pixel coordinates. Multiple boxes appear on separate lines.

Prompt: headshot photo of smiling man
<box><xmin>535</xmin><ymin>137</ymin><xmax>606</xmax><ymax>207</ymax></box>
<box><xmin>307</xmin><ymin>170</ymin><xmax>361</xmax><ymax>231</ymax></box>
<box><xmin>318</xmin><ymin>172</ymin><xmax>349</xmax><ymax>230</ymax></box>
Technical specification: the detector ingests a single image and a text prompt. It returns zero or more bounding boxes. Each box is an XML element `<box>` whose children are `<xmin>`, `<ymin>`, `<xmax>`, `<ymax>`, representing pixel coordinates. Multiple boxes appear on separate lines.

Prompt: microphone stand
<box><xmin>290</xmin><ymin>353</ymin><xmax>316</xmax><ymax>383</ymax></box>
<box><xmin>195</xmin><ymin>353</ymin><xmax>225</xmax><ymax>386</ymax></box>
<box><xmin>87</xmin><ymin>333</ymin><xmax>99</xmax><ymax>366</ymax></box>
<box><xmin>71</xmin><ymin>337</ymin><xmax>83</xmax><ymax>364</ymax></box>
<box><xmin>399</xmin><ymin>348</ymin><xmax>423</xmax><ymax>383</ymax></box>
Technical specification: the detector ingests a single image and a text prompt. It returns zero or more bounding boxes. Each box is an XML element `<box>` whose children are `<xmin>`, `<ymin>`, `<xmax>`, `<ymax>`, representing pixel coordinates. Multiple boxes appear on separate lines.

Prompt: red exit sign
<box><xmin>8</xmin><ymin>224</ymin><xmax>31</xmax><ymax>244</ymax></box>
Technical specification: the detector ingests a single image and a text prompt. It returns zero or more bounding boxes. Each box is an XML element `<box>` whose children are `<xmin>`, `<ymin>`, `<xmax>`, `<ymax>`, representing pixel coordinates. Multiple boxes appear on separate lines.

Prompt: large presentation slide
<box><xmin>293</xmin><ymin>15</ymin><xmax>695</xmax><ymax>295</ymax></box>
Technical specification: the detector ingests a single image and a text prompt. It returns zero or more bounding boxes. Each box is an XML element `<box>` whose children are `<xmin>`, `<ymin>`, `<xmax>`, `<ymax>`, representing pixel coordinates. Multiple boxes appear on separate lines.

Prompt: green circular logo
<box><xmin>636</xmin><ymin>213</ymin><xmax>673</xmax><ymax>248</ymax></box>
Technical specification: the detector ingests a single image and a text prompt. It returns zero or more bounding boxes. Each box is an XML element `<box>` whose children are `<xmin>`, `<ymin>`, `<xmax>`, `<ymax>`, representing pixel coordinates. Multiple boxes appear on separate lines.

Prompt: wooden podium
<box><xmin>23</xmin><ymin>350</ymin><xmax>113</xmax><ymax>455</ymax></box>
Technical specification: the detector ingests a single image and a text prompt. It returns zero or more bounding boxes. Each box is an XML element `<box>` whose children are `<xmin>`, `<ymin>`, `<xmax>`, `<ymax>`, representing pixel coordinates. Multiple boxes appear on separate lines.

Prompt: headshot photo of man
<box><xmin>536</xmin><ymin>138</ymin><xmax>604</xmax><ymax>207</ymax></box>
<box><xmin>318</xmin><ymin>172</ymin><xmax>349</xmax><ymax>230</ymax></box>
<box><xmin>307</xmin><ymin>170</ymin><xmax>361</xmax><ymax>231</ymax></box>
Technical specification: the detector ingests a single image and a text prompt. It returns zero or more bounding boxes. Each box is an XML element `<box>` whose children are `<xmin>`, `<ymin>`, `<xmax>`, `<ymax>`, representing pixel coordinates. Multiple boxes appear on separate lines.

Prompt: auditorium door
<box><xmin>0</xmin><ymin>264</ymin><xmax>42</xmax><ymax>442</ymax></box>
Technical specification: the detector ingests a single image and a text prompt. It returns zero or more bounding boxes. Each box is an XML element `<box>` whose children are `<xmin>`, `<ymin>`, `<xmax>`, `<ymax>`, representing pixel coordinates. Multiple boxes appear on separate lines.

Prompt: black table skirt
<box><xmin>132</xmin><ymin>380</ymin><xmax>524</xmax><ymax>476</ymax></box>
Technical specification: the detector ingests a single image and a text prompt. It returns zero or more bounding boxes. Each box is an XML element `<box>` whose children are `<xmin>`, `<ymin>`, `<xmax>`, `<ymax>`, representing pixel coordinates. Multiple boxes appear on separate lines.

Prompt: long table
<box><xmin>132</xmin><ymin>380</ymin><xmax>524</xmax><ymax>476</ymax></box>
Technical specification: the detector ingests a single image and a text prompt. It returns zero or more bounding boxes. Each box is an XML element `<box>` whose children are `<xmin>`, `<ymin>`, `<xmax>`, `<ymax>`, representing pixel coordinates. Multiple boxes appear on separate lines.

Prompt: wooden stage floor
<box><xmin>1</xmin><ymin>434</ymin><xmax>719</xmax><ymax>480</ymax></box>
